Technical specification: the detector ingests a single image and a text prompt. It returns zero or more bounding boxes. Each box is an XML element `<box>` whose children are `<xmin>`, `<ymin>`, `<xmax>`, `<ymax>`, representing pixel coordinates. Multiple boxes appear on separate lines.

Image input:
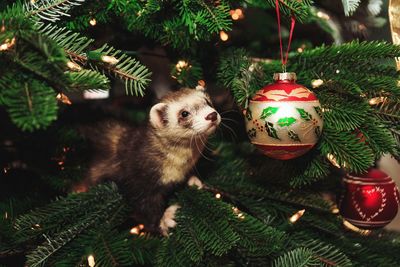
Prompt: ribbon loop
<box><xmin>275</xmin><ymin>0</ymin><xmax>296</xmax><ymax>68</ymax></box>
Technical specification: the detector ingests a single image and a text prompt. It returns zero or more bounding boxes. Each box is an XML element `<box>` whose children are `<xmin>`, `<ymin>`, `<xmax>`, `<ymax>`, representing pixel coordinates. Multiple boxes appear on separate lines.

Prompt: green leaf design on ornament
<box><xmin>296</xmin><ymin>108</ymin><xmax>313</xmax><ymax>121</ymax></box>
<box><xmin>260</xmin><ymin>107</ymin><xmax>279</xmax><ymax>119</ymax></box>
<box><xmin>277</xmin><ymin>117</ymin><xmax>297</xmax><ymax>127</ymax></box>
<box><xmin>315</xmin><ymin>126</ymin><xmax>322</xmax><ymax>138</ymax></box>
<box><xmin>314</xmin><ymin>106</ymin><xmax>323</xmax><ymax>118</ymax></box>
<box><xmin>265</xmin><ymin>121</ymin><xmax>280</xmax><ymax>140</ymax></box>
<box><xmin>247</xmin><ymin>128</ymin><xmax>256</xmax><ymax>138</ymax></box>
<box><xmin>288</xmin><ymin>130</ymin><xmax>301</xmax><ymax>142</ymax></box>
<box><xmin>245</xmin><ymin>109</ymin><xmax>253</xmax><ymax>121</ymax></box>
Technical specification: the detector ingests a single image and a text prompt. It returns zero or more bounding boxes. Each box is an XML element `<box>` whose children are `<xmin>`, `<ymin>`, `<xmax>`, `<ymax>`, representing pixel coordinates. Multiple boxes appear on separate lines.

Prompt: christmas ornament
<box><xmin>245</xmin><ymin>72</ymin><xmax>323</xmax><ymax>160</ymax></box>
<box><xmin>389</xmin><ymin>0</ymin><xmax>400</xmax><ymax>69</ymax></box>
<box><xmin>339</xmin><ymin>168</ymin><xmax>400</xmax><ymax>229</ymax></box>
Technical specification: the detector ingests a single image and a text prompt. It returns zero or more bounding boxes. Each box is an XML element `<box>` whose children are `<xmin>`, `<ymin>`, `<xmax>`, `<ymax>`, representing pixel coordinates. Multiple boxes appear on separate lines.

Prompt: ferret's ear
<box><xmin>150</xmin><ymin>103</ymin><xmax>168</xmax><ymax>128</ymax></box>
<box><xmin>195</xmin><ymin>85</ymin><xmax>205</xmax><ymax>91</ymax></box>
<box><xmin>196</xmin><ymin>80</ymin><xmax>206</xmax><ymax>91</ymax></box>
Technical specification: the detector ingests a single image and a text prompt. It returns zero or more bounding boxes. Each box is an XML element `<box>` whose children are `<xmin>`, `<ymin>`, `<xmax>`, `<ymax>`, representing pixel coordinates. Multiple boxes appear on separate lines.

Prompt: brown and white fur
<box><xmin>74</xmin><ymin>86</ymin><xmax>220</xmax><ymax>235</ymax></box>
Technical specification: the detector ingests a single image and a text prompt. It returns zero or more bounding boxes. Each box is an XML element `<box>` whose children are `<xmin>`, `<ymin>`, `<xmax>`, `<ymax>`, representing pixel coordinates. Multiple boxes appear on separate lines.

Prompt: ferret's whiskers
<box><xmin>194</xmin><ymin>135</ymin><xmax>214</xmax><ymax>162</ymax></box>
<box><xmin>219</xmin><ymin>109</ymin><xmax>240</xmax><ymax>115</ymax></box>
<box><xmin>221</xmin><ymin>117</ymin><xmax>239</xmax><ymax>124</ymax></box>
<box><xmin>220</xmin><ymin>121</ymin><xmax>238</xmax><ymax>141</ymax></box>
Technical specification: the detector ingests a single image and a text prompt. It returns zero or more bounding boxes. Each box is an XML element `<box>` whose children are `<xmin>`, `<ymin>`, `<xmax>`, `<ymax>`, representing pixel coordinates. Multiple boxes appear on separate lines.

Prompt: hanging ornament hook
<box><xmin>275</xmin><ymin>0</ymin><xmax>296</xmax><ymax>71</ymax></box>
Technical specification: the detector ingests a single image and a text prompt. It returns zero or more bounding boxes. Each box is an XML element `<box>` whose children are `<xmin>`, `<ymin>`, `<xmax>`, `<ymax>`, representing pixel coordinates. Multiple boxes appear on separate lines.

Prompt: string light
<box><xmin>89</xmin><ymin>18</ymin><xmax>97</xmax><ymax>26</ymax></box>
<box><xmin>31</xmin><ymin>223</ymin><xmax>41</xmax><ymax>230</ymax></box>
<box><xmin>87</xmin><ymin>255</ymin><xmax>95</xmax><ymax>267</ymax></box>
<box><xmin>0</xmin><ymin>37</ymin><xmax>16</xmax><ymax>51</ymax></box>
<box><xmin>369</xmin><ymin>96</ymin><xmax>386</xmax><ymax>105</ymax></box>
<box><xmin>101</xmin><ymin>55</ymin><xmax>119</xmax><ymax>65</ymax></box>
<box><xmin>175</xmin><ymin>60</ymin><xmax>189</xmax><ymax>72</ymax></box>
<box><xmin>215</xmin><ymin>193</ymin><xmax>222</xmax><ymax>199</ymax></box>
<box><xmin>335</xmin><ymin>69</ymin><xmax>340</xmax><ymax>74</ymax></box>
<box><xmin>311</xmin><ymin>79</ymin><xmax>324</xmax><ymax>88</ymax></box>
<box><xmin>289</xmin><ymin>209</ymin><xmax>305</xmax><ymax>223</ymax></box>
<box><xmin>4</xmin><ymin>212</ymin><xmax>8</xmax><ymax>219</ymax></box>
<box><xmin>230</xmin><ymin>9</ymin><xmax>244</xmax><ymax>20</ymax></box>
<box><xmin>56</xmin><ymin>93</ymin><xmax>72</xmax><ymax>105</ymax></box>
<box><xmin>331</xmin><ymin>206</ymin><xmax>340</xmax><ymax>214</ymax></box>
<box><xmin>326</xmin><ymin>153</ymin><xmax>341</xmax><ymax>168</ymax></box>
<box><xmin>343</xmin><ymin>220</ymin><xmax>372</xmax><ymax>236</ymax></box>
<box><xmin>219</xmin><ymin>31</ymin><xmax>229</xmax><ymax>41</ymax></box>
<box><xmin>67</xmin><ymin>61</ymin><xmax>82</xmax><ymax>71</ymax></box>
<box><xmin>130</xmin><ymin>226</ymin><xmax>140</xmax><ymax>235</ymax></box>
<box><xmin>316</xmin><ymin>11</ymin><xmax>330</xmax><ymax>20</ymax></box>
<box><xmin>237</xmin><ymin>213</ymin><xmax>245</xmax><ymax>220</ymax></box>
<box><xmin>297</xmin><ymin>44</ymin><xmax>306</xmax><ymax>53</ymax></box>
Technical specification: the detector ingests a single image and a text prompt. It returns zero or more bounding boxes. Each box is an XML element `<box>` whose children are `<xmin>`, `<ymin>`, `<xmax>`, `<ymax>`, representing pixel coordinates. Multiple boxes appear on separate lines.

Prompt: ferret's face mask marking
<box><xmin>149</xmin><ymin>89</ymin><xmax>221</xmax><ymax>138</ymax></box>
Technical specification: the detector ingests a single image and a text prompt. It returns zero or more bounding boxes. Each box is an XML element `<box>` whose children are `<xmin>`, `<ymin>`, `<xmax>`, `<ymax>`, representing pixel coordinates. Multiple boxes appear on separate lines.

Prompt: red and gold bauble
<box><xmin>339</xmin><ymin>168</ymin><xmax>400</xmax><ymax>229</ymax></box>
<box><xmin>245</xmin><ymin>72</ymin><xmax>323</xmax><ymax>160</ymax></box>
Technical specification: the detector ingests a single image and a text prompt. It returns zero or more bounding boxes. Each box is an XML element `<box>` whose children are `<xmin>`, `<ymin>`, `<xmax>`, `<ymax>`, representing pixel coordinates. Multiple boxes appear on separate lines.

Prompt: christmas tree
<box><xmin>1</xmin><ymin>0</ymin><xmax>400</xmax><ymax>266</ymax></box>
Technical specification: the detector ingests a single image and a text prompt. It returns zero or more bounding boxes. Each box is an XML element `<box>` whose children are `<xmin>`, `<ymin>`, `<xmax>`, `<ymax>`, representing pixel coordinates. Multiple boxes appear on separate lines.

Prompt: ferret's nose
<box><xmin>205</xmin><ymin>111</ymin><xmax>218</xmax><ymax>122</ymax></box>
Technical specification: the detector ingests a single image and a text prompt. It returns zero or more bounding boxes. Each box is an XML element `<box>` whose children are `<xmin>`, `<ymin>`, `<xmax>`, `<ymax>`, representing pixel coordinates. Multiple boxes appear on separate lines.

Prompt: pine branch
<box><xmin>272</xmin><ymin>247</ymin><xmax>319</xmax><ymax>267</ymax></box>
<box><xmin>24</xmin><ymin>0</ymin><xmax>85</xmax><ymax>22</ymax></box>
<box><xmin>246</xmin><ymin>0</ymin><xmax>313</xmax><ymax>23</ymax></box>
<box><xmin>0</xmin><ymin>74</ymin><xmax>58</xmax><ymax>132</ymax></box>
<box><xmin>341</xmin><ymin>0</ymin><xmax>361</xmax><ymax>16</ymax></box>
<box><xmin>37</xmin><ymin>23</ymin><xmax>151</xmax><ymax>96</ymax></box>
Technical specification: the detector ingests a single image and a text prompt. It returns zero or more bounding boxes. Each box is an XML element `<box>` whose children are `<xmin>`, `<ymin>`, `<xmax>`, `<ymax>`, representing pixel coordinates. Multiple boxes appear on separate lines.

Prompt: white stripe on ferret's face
<box><xmin>165</xmin><ymin>90</ymin><xmax>221</xmax><ymax>138</ymax></box>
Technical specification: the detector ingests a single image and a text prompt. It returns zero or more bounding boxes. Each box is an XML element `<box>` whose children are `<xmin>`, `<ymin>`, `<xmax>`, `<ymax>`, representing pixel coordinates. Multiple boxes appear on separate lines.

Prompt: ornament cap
<box><xmin>273</xmin><ymin>72</ymin><xmax>297</xmax><ymax>81</ymax></box>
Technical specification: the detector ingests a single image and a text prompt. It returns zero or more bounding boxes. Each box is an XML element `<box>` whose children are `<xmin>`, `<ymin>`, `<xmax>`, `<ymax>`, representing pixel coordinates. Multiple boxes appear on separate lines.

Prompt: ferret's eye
<box><xmin>181</xmin><ymin>111</ymin><xmax>190</xmax><ymax>118</ymax></box>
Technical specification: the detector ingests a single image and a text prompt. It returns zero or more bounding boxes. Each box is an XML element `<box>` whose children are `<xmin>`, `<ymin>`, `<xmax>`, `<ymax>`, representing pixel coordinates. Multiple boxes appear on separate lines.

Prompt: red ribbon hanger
<box><xmin>275</xmin><ymin>0</ymin><xmax>296</xmax><ymax>72</ymax></box>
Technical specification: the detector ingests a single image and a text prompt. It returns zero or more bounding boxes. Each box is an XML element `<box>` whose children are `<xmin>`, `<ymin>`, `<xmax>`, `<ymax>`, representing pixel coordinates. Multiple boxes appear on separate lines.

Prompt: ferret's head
<box><xmin>149</xmin><ymin>87</ymin><xmax>221</xmax><ymax>139</ymax></box>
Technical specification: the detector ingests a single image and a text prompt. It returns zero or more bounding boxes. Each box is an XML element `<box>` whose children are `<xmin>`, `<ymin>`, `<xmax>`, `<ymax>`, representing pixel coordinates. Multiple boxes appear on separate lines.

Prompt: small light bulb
<box><xmin>331</xmin><ymin>207</ymin><xmax>340</xmax><ymax>214</ymax></box>
<box><xmin>67</xmin><ymin>61</ymin><xmax>82</xmax><ymax>71</ymax></box>
<box><xmin>235</xmin><ymin>9</ymin><xmax>243</xmax><ymax>17</ymax></box>
<box><xmin>89</xmin><ymin>18</ymin><xmax>97</xmax><ymax>26</ymax></box>
<box><xmin>215</xmin><ymin>193</ymin><xmax>221</xmax><ymax>199</ymax></box>
<box><xmin>335</xmin><ymin>69</ymin><xmax>340</xmax><ymax>74</ymax></box>
<box><xmin>101</xmin><ymin>55</ymin><xmax>119</xmax><ymax>65</ymax></box>
<box><xmin>56</xmin><ymin>93</ymin><xmax>72</xmax><ymax>105</ymax></box>
<box><xmin>343</xmin><ymin>220</ymin><xmax>371</xmax><ymax>236</ymax></box>
<box><xmin>311</xmin><ymin>79</ymin><xmax>324</xmax><ymax>88</ymax></box>
<box><xmin>130</xmin><ymin>226</ymin><xmax>140</xmax><ymax>235</ymax></box>
<box><xmin>316</xmin><ymin>11</ymin><xmax>330</xmax><ymax>20</ymax></box>
<box><xmin>87</xmin><ymin>255</ymin><xmax>95</xmax><ymax>267</ymax></box>
<box><xmin>369</xmin><ymin>96</ymin><xmax>385</xmax><ymax>105</ymax></box>
<box><xmin>289</xmin><ymin>209</ymin><xmax>305</xmax><ymax>223</ymax></box>
<box><xmin>0</xmin><ymin>37</ymin><xmax>16</xmax><ymax>51</ymax></box>
<box><xmin>219</xmin><ymin>31</ymin><xmax>229</xmax><ymax>41</ymax></box>
<box><xmin>175</xmin><ymin>60</ymin><xmax>189</xmax><ymax>71</ymax></box>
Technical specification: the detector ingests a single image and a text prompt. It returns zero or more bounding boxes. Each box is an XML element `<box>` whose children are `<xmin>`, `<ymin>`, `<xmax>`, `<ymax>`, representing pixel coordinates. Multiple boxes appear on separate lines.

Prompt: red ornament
<box><xmin>339</xmin><ymin>168</ymin><xmax>400</xmax><ymax>229</ymax></box>
<box><xmin>245</xmin><ymin>72</ymin><xmax>323</xmax><ymax>160</ymax></box>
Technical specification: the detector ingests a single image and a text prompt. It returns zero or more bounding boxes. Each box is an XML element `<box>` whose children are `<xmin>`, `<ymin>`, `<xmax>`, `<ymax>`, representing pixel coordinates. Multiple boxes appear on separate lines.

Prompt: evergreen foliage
<box><xmin>1</xmin><ymin>0</ymin><xmax>400</xmax><ymax>266</ymax></box>
<box><xmin>218</xmin><ymin>41</ymin><xmax>400</xmax><ymax>177</ymax></box>
<box><xmin>0</xmin><ymin>0</ymin><xmax>150</xmax><ymax>131</ymax></box>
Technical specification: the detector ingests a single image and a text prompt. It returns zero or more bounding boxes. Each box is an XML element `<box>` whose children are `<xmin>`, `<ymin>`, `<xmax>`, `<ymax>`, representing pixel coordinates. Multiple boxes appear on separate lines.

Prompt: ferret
<box><xmin>74</xmin><ymin>86</ymin><xmax>221</xmax><ymax>235</ymax></box>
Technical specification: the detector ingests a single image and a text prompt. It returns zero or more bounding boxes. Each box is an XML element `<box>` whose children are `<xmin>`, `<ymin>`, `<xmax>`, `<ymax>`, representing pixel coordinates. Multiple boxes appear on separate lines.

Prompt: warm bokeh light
<box><xmin>219</xmin><ymin>31</ymin><xmax>229</xmax><ymax>41</ymax></box>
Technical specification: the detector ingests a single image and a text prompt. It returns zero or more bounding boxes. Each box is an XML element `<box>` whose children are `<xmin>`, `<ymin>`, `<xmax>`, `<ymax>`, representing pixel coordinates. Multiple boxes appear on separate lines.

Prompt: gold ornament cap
<box><xmin>273</xmin><ymin>72</ymin><xmax>297</xmax><ymax>81</ymax></box>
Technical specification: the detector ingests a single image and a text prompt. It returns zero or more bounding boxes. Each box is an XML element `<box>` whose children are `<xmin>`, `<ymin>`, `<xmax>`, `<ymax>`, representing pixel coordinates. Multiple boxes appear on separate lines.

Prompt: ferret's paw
<box><xmin>159</xmin><ymin>204</ymin><xmax>180</xmax><ymax>236</ymax></box>
<box><xmin>187</xmin><ymin>176</ymin><xmax>203</xmax><ymax>189</ymax></box>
